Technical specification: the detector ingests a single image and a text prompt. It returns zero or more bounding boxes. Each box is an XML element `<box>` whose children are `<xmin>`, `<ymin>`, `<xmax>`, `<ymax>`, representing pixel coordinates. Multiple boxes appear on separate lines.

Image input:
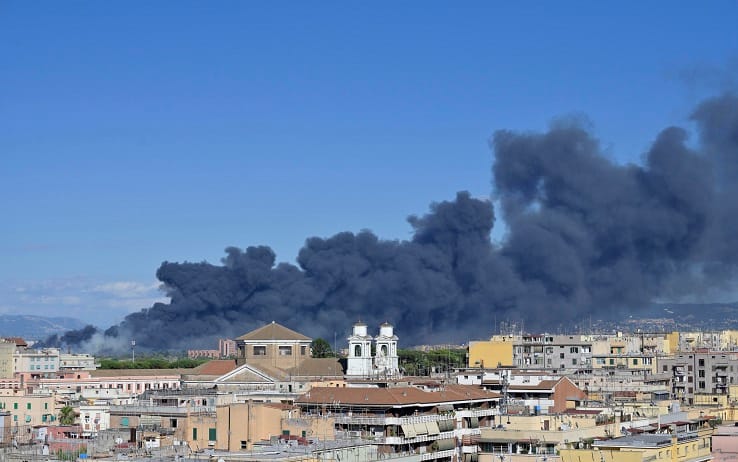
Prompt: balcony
<box><xmin>333</xmin><ymin>412</ymin><xmax>453</xmax><ymax>426</ymax></box>
<box><xmin>383</xmin><ymin>430</ymin><xmax>457</xmax><ymax>445</ymax></box>
<box><xmin>421</xmin><ymin>449</ymin><xmax>456</xmax><ymax>460</ymax></box>
<box><xmin>455</xmin><ymin>408</ymin><xmax>497</xmax><ymax>418</ymax></box>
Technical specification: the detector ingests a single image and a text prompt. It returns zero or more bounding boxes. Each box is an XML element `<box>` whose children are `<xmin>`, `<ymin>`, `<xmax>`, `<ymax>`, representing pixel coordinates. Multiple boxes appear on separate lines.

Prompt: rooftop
<box><xmin>236</xmin><ymin>321</ymin><xmax>311</xmax><ymax>342</ymax></box>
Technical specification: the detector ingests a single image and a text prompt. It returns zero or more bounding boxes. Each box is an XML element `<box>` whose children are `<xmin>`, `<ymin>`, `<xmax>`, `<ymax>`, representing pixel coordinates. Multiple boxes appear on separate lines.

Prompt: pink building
<box><xmin>218</xmin><ymin>338</ymin><xmax>237</xmax><ymax>358</ymax></box>
<box><xmin>712</xmin><ymin>424</ymin><xmax>738</xmax><ymax>462</ymax></box>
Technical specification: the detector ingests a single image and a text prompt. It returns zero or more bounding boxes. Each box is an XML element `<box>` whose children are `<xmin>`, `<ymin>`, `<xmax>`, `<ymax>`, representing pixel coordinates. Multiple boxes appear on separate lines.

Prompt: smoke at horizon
<box><xmin>46</xmin><ymin>93</ymin><xmax>738</xmax><ymax>352</ymax></box>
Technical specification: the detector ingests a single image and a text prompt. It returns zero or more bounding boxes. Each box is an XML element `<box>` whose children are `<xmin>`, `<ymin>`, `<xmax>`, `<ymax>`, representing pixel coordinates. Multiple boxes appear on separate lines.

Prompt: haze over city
<box><xmin>2</xmin><ymin>3</ymin><xmax>738</xmax><ymax>350</ymax></box>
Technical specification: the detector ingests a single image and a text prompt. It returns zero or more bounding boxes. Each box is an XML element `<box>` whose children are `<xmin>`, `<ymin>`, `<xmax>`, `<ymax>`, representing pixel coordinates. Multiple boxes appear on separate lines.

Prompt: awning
<box><xmin>439</xmin><ymin>419</ymin><xmax>455</xmax><ymax>432</ymax></box>
<box><xmin>401</xmin><ymin>423</ymin><xmax>416</xmax><ymax>438</ymax></box>
<box><xmin>437</xmin><ymin>404</ymin><xmax>454</xmax><ymax>412</ymax></box>
<box><xmin>414</xmin><ymin>423</ymin><xmax>428</xmax><ymax>435</ymax></box>
<box><xmin>436</xmin><ymin>438</ymin><xmax>456</xmax><ymax>451</ymax></box>
<box><xmin>426</xmin><ymin>421</ymin><xmax>440</xmax><ymax>435</ymax></box>
<box><xmin>469</xmin><ymin>416</ymin><xmax>479</xmax><ymax>428</ymax></box>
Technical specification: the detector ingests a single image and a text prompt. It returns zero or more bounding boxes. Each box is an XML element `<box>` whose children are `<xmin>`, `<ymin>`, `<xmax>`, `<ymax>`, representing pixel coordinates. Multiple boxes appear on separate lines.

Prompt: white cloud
<box><xmin>0</xmin><ymin>277</ymin><xmax>169</xmax><ymax>328</ymax></box>
<box><xmin>90</xmin><ymin>281</ymin><xmax>161</xmax><ymax>298</ymax></box>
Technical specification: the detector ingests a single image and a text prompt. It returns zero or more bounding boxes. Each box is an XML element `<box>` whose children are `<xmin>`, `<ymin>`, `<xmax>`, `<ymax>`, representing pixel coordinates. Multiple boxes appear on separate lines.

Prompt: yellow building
<box><xmin>560</xmin><ymin>424</ymin><xmax>713</xmax><ymax>462</ymax></box>
<box><xmin>664</xmin><ymin>332</ymin><xmax>679</xmax><ymax>354</ymax></box>
<box><xmin>468</xmin><ymin>335</ymin><xmax>514</xmax><ymax>368</ymax></box>
<box><xmin>591</xmin><ymin>353</ymin><xmax>657</xmax><ymax>373</ymax></box>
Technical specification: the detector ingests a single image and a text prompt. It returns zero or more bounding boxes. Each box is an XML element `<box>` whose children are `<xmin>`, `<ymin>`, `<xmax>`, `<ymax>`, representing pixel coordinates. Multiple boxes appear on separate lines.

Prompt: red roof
<box><xmin>191</xmin><ymin>359</ymin><xmax>238</xmax><ymax>376</ymax></box>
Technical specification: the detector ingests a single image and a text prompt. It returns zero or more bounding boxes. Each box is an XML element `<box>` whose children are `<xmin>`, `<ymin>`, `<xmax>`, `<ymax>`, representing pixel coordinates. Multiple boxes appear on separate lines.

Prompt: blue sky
<box><xmin>1</xmin><ymin>2</ymin><xmax>737</xmax><ymax>327</ymax></box>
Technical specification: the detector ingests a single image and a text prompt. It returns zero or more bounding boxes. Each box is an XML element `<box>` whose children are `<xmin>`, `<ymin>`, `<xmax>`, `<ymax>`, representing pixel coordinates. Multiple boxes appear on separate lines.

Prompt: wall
<box><xmin>469</xmin><ymin>339</ymin><xmax>514</xmax><ymax>368</ymax></box>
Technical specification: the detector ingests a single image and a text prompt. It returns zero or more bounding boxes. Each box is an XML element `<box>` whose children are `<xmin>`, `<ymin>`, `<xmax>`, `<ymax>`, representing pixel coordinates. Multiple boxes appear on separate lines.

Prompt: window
<box><xmin>570</xmin><ymin>347</ymin><xmax>579</xmax><ymax>354</ymax></box>
<box><xmin>699</xmin><ymin>381</ymin><xmax>705</xmax><ymax>388</ymax></box>
<box><xmin>278</xmin><ymin>346</ymin><xmax>292</xmax><ymax>356</ymax></box>
<box><xmin>633</xmin><ymin>359</ymin><xmax>638</xmax><ymax>365</ymax></box>
<box><xmin>572</xmin><ymin>359</ymin><xmax>577</xmax><ymax>365</ymax></box>
<box><xmin>699</xmin><ymin>359</ymin><xmax>705</xmax><ymax>367</ymax></box>
<box><xmin>208</xmin><ymin>428</ymin><xmax>216</xmax><ymax>441</ymax></box>
<box><xmin>253</xmin><ymin>346</ymin><xmax>266</xmax><ymax>356</ymax></box>
<box><xmin>699</xmin><ymin>370</ymin><xmax>705</xmax><ymax>377</ymax></box>
<box><xmin>121</xmin><ymin>417</ymin><xmax>129</xmax><ymax>427</ymax></box>
<box><xmin>354</xmin><ymin>345</ymin><xmax>362</xmax><ymax>356</ymax></box>
<box><xmin>13</xmin><ymin>403</ymin><xmax>17</xmax><ymax>410</ymax></box>
<box><xmin>300</xmin><ymin>346</ymin><xmax>307</xmax><ymax>355</ymax></box>
<box><xmin>241</xmin><ymin>441</ymin><xmax>248</xmax><ymax>449</ymax></box>
<box><xmin>193</xmin><ymin>428</ymin><xmax>197</xmax><ymax>440</ymax></box>
<box><xmin>27</xmin><ymin>403</ymin><xmax>31</xmax><ymax>410</ymax></box>
<box><xmin>44</xmin><ymin>403</ymin><xmax>48</xmax><ymax>410</ymax></box>
<box><xmin>560</xmin><ymin>353</ymin><xmax>565</xmax><ymax>359</ymax></box>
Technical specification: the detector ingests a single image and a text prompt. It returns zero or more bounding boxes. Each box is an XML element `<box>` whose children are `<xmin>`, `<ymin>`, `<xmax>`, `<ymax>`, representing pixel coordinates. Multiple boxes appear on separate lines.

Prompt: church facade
<box><xmin>346</xmin><ymin>322</ymin><xmax>400</xmax><ymax>378</ymax></box>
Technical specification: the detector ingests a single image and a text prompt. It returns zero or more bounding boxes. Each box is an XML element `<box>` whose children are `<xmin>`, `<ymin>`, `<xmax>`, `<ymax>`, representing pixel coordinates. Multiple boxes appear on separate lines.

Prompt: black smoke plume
<box><xmin>54</xmin><ymin>94</ymin><xmax>738</xmax><ymax>351</ymax></box>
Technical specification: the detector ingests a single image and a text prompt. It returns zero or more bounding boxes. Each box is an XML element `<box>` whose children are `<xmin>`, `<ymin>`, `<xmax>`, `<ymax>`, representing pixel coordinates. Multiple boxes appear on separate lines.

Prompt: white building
<box><xmin>79</xmin><ymin>403</ymin><xmax>110</xmax><ymax>436</ymax></box>
<box><xmin>59</xmin><ymin>353</ymin><xmax>97</xmax><ymax>372</ymax></box>
<box><xmin>14</xmin><ymin>348</ymin><xmax>60</xmax><ymax>378</ymax></box>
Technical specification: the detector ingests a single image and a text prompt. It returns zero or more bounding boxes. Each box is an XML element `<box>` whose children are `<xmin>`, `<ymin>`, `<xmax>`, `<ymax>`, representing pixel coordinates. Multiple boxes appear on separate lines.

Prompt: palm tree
<box><xmin>59</xmin><ymin>406</ymin><xmax>76</xmax><ymax>425</ymax></box>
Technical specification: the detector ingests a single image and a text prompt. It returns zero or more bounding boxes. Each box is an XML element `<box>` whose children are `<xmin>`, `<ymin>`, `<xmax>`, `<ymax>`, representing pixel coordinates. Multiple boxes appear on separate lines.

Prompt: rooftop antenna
<box><xmin>131</xmin><ymin>339</ymin><xmax>136</xmax><ymax>363</ymax></box>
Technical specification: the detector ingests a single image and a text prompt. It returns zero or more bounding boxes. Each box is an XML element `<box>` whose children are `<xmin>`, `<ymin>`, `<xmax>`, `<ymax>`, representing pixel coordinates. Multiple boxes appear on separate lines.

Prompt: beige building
<box><xmin>0</xmin><ymin>341</ymin><xmax>14</xmax><ymax>379</ymax></box>
<box><xmin>236</xmin><ymin>321</ymin><xmax>312</xmax><ymax>370</ymax></box>
<box><xmin>213</xmin><ymin>402</ymin><xmax>333</xmax><ymax>451</ymax></box>
<box><xmin>0</xmin><ymin>391</ymin><xmax>56</xmax><ymax>428</ymax></box>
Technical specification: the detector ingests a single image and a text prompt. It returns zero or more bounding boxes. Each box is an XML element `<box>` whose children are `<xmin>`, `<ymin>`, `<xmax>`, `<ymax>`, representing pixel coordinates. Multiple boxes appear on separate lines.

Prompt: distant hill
<box><xmin>0</xmin><ymin>315</ymin><xmax>87</xmax><ymax>341</ymax></box>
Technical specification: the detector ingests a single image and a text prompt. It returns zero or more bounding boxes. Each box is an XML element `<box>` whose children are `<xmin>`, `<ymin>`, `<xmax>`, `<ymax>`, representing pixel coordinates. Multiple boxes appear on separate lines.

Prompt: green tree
<box><xmin>59</xmin><ymin>405</ymin><xmax>76</xmax><ymax>425</ymax></box>
<box><xmin>310</xmin><ymin>338</ymin><xmax>334</xmax><ymax>358</ymax></box>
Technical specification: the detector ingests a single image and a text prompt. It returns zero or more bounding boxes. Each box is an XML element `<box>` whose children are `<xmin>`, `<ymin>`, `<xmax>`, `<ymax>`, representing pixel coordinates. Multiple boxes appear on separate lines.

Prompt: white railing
<box><xmin>381</xmin><ymin>430</ymin><xmax>456</xmax><ymax>445</ymax></box>
<box><xmin>455</xmin><ymin>408</ymin><xmax>497</xmax><ymax>418</ymax></box>
<box><xmin>421</xmin><ymin>449</ymin><xmax>457</xmax><ymax>460</ymax></box>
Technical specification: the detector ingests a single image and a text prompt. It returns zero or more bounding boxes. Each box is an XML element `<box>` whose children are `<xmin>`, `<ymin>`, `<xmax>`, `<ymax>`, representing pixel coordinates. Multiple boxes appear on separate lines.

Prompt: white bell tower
<box><xmin>374</xmin><ymin>322</ymin><xmax>399</xmax><ymax>377</ymax></box>
<box><xmin>346</xmin><ymin>321</ymin><xmax>373</xmax><ymax>377</ymax></box>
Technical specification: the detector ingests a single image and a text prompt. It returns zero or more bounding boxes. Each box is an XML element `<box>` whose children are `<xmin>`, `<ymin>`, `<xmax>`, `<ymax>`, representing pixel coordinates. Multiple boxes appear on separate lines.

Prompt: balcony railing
<box><xmin>421</xmin><ymin>449</ymin><xmax>457</xmax><ymax>460</ymax></box>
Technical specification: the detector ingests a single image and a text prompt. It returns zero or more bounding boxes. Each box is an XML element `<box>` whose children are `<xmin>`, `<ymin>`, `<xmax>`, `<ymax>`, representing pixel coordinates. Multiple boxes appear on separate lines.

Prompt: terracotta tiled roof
<box><xmin>296</xmin><ymin>384</ymin><xmax>499</xmax><ymax>407</ymax></box>
<box><xmin>190</xmin><ymin>359</ymin><xmax>238</xmax><ymax>376</ymax></box>
<box><xmin>236</xmin><ymin>321</ymin><xmax>311</xmax><ymax>341</ymax></box>
<box><xmin>3</xmin><ymin>337</ymin><xmax>27</xmax><ymax>347</ymax></box>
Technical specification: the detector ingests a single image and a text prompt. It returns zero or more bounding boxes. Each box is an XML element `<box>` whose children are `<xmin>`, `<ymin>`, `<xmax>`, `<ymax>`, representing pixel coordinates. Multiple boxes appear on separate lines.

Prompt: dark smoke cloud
<box><xmin>52</xmin><ymin>94</ymin><xmax>738</xmax><ymax>351</ymax></box>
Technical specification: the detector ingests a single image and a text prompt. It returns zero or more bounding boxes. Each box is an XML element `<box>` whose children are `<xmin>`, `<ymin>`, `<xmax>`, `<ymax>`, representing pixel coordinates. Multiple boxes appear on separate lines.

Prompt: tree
<box><xmin>59</xmin><ymin>406</ymin><xmax>76</xmax><ymax>425</ymax></box>
<box><xmin>311</xmin><ymin>338</ymin><xmax>334</xmax><ymax>358</ymax></box>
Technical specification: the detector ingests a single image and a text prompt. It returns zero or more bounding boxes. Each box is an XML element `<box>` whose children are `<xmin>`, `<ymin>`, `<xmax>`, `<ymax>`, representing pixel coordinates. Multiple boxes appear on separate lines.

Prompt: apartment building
<box><xmin>658</xmin><ymin>350</ymin><xmax>738</xmax><ymax>404</ymax></box>
<box><xmin>0</xmin><ymin>391</ymin><xmax>56</xmax><ymax>427</ymax></box>
<box><xmin>14</xmin><ymin>347</ymin><xmax>60</xmax><ymax>378</ymax></box>
<box><xmin>513</xmin><ymin>335</ymin><xmax>593</xmax><ymax>371</ymax></box>
<box><xmin>296</xmin><ymin>384</ymin><xmax>500</xmax><ymax>461</ymax></box>
<box><xmin>59</xmin><ymin>353</ymin><xmax>97</xmax><ymax>371</ymax></box>
<box><xmin>559</xmin><ymin>418</ymin><xmax>713</xmax><ymax>462</ymax></box>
